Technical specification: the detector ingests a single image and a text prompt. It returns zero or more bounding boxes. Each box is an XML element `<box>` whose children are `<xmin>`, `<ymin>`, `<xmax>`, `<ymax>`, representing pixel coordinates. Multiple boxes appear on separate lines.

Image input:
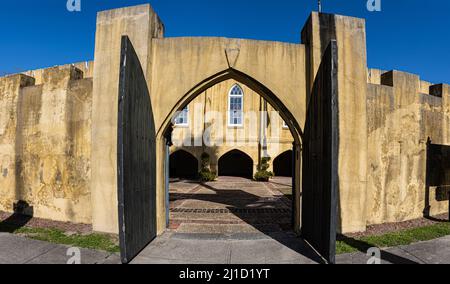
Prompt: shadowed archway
<box><xmin>274</xmin><ymin>150</ymin><xmax>293</xmax><ymax>177</ymax></box>
<box><xmin>218</xmin><ymin>150</ymin><xmax>253</xmax><ymax>178</ymax></box>
<box><xmin>169</xmin><ymin>150</ymin><xmax>198</xmax><ymax>179</ymax></box>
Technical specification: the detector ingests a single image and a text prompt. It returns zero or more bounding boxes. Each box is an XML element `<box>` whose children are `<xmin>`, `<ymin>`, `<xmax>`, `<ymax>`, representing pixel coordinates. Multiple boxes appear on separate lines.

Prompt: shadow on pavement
<box><xmin>170</xmin><ymin>179</ymin><xmax>324</xmax><ymax>263</ymax></box>
<box><xmin>0</xmin><ymin>201</ymin><xmax>33</xmax><ymax>233</ymax></box>
<box><xmin>337</xmin><ymin>235</ymin><xmax>419</xmax><ymax>264</ymax></box>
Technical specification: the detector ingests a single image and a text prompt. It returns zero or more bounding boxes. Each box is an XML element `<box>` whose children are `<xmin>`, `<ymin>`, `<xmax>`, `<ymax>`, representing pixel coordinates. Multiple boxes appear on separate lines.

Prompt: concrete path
<box><xmin>1</xmin><ymin>231</ymin><xmax>450</xmax><ymax>264</ymax></box>
<box><xmin>131</xmin><ymin>231</ymin><xmax>322</xmax><ymax>264</ymax></box>
<box><xmin>0</xmin><ymin>233</ymin><xmax>120</xmax><ymax>264</ymax></box>
<box><xmin>134</xmin><ymin>234</ymin><xmax>450</xmax><ymax>264</ymax></box>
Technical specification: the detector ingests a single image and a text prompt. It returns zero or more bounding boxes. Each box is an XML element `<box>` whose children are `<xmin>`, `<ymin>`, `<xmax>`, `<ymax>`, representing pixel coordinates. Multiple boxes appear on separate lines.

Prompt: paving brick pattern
<box><xmin>170</xmin><ymin>208</ymin><xmax>291</xmax><ymax>214</ymax></box>
<box><xmin>169</xmin><ymin>177</ymin><xmax>293</xmax><ymax>235</ymax></box>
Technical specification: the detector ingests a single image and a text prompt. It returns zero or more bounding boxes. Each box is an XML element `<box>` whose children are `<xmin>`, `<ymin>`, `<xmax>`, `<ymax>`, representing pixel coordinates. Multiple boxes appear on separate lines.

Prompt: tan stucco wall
<box><xmin>367</xmin><ymin>71</ymin><xmax>450</xmax><ymax>225</ymax></box>
<box><xmin>0</xmin><ymin>66</ymin><xmax>92</xmax><ymax>224</ymax></box>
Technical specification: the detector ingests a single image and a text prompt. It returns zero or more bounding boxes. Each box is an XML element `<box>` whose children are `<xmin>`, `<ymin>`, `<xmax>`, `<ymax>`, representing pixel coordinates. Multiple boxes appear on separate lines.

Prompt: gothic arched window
<box><xmin>228</xmin><ymin>84</ymin><xmax>244</xmax><ymax>126</ymax></box>
<box><xmin>174</xmin><ymin>106</ymin><xmax>189</xmax><ymax>126</ymax></box>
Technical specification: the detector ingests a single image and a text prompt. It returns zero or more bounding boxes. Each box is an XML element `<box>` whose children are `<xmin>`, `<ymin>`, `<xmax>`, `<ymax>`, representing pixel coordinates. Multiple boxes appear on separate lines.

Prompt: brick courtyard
<box><xmin>169</xmin><ymin>177</ymin><xmax>293</xmax><ymax>235</ymax></box>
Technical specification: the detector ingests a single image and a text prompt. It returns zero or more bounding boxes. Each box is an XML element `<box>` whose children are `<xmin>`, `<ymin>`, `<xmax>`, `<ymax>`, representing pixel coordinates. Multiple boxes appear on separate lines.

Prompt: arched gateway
<box><xmin>90</xmin><ymin>4</ymin><xmax>370</xmax><ymax>263</ymax></box>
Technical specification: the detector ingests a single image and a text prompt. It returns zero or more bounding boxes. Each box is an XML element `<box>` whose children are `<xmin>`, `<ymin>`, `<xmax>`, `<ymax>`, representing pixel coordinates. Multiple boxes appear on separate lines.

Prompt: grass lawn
<box><xmin>0</xmin><ymin>223</ymin><xmax>119</xmax><ymax>253</ymax></box>
<box><xmin>336</xmin><ymin>222</ymin><xmax>450</xmax><ymax>254</ymax></box>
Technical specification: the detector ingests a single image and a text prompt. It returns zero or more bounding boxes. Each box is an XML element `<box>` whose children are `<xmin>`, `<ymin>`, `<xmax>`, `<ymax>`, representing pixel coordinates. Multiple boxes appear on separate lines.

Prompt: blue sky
<box><xmin>1</xmin><ymin>0</ymin><xmax>449</xmax><ymax>83</ymax></box>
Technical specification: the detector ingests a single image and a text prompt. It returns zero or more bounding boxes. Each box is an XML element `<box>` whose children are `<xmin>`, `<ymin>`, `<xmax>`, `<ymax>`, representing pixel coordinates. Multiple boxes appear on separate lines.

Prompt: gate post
<box><xmin>301</xmin><ymin>13</ymin><xmax>369</xmax><ymax>234</ymax></box>
<box><xmin>91</xmin><ymin>4</ymin><xmax>164</xmax><ymax>233</ymax></box>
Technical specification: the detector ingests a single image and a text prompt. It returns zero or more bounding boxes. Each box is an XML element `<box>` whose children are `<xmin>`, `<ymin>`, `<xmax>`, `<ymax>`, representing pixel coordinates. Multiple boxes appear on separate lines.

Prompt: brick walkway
<box><xmin>169</xmin><ymin>177</ymin><xmax>293</xmax><ymax>235</ymax></box>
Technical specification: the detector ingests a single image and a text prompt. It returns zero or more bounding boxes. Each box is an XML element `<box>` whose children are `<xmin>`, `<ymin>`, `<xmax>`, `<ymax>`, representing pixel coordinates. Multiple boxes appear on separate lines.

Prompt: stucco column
<box><xmin>302</xmin><ymin>13</ymin><xmax>369</xmax><ymax>233</ymax></box>
<box><xmin>91</xmin><ymin>4</ymin><xmax>164</xmax><ymax>233</ymax></box>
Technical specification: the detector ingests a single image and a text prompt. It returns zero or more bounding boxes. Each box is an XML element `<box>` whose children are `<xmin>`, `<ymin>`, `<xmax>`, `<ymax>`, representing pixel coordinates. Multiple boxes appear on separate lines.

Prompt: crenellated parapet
<box><xmin>0</xmin><ymin>61</ymin><xmax>94</xmax><ymax>85</ymax></box>
<box><xmin>368</xmin><ymin>68</ymin><xmax>449</xmax><ymax>100</ymax></box>
<box><xmin>430</xmin><ymin>83</ymin><xmax>450</xmax><ymax>99</ymax></box>
<box><xmin>367</xmin><ymin>68</ymin><xmax>386</xmax><ymax>85</ymax></box>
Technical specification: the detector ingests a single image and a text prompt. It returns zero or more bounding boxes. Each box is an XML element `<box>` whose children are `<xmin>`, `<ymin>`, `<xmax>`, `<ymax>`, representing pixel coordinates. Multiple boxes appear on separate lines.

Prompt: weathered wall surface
<box><xmin>0</xmin><ymin>66</ymin><xmax>93</xmax><ymax>224</ymax></box>
<box><xmin>367</xmin><ymin>70</ymin><xmax>450</xmax><ymax>225</ymax></box>
<box><xmin>0</xmin><ymin>74</ymin><xmax>35</xmax><ymax>214</ymax></box>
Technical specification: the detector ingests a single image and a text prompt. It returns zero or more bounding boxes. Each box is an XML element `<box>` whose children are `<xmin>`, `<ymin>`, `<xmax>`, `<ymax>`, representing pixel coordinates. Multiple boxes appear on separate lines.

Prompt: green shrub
<box><xmin>254</xmin><ymin>170</ymin><xmax>273</xmax><ymax>182</ymax></box>
<box><xmin>254</xmin><ymin>156</ymin><xmax>273</xmax><ymax>181</ymax></box>
<box><xmin>200</xmin><ymin>152</ymin><xmax>210</xmax><ymax>168</ymax></box>
<box><xmin>258</xmin><ymin>157</ymin><xmax>271</xmax><ymax>171</ymax></box>
<box><xmin>198</xmin><ymin>152</ymin><xmax>217</xmax><ymax>182</ymax></box>
<box><xmin>199</xmin><ymin>169</ymin><xmax>217</xmax><ymax>182</ymax></box>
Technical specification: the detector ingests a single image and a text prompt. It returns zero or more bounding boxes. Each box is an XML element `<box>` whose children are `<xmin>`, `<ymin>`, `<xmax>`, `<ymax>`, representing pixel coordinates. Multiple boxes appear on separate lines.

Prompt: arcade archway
<box><xmin>218</xmin><ymin>150</ymin><xmax>253</xmax><ymax>178</ymax></box>
<box><xmin>169</xmin><ymin>150</ymin><xmax>198</xmax><ymax>179</ymax></box>
<box><xmin>273</xmin><ymin>150</ymin><xmax>293</xmax><ymax>177</ymax></box>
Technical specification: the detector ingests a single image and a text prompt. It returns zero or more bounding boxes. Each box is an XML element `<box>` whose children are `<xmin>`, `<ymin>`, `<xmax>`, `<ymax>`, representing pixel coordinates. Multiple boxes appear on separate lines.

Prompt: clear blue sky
<box><xmin>1</xmin><ymin>0</ymin><xmax>449</xmax><ymax>83</ymax></box>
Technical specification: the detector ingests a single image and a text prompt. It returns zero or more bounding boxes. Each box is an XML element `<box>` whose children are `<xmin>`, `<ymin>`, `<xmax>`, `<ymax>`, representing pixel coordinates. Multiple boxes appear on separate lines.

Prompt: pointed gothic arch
<box><xmin>169</xmin><ymin>150</ymin><xmax>199</xmax><ymax>179</ymax></box>
<box><xmin>218</xmin><ymin>149</ymin><xmax>254</xmax><ymax>178</ymax></box>
<box><xmin>273</xmin><ymin>150</ymin><xmax>294</xmax><ymax>177</ymax></box>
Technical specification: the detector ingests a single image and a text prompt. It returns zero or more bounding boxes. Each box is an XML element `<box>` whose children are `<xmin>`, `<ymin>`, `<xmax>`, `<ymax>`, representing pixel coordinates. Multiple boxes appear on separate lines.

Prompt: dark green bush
<box><xmin>199</xmin><ymin>170</ymin><xmax>217</xmax><ymax>182</ymax></box>
<box><xmin>254</xmin><ymin>171</ymin><xmax>273</xmax><ymax>182</ymax></box>
<box><xmin>254</xmin><ymin>156</ymin><xmax>273</xmax><ymax>181</ymax></box>
<box><xmin>198</xmin><ymin>152</ymin><xmax>217</xmax><ymax>182</ymax></box>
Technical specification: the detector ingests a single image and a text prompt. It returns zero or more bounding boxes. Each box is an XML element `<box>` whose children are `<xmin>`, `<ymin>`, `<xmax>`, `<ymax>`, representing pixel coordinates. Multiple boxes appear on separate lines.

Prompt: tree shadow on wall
<box><xmin>0</xmin><ymin>201</ymin><xmax>33</xmax><ymax>233</ymax></box>
<box><xmin>424</xmin><ymin>139</ymin><xmax>450</xmax><ymax>223</ymax></box>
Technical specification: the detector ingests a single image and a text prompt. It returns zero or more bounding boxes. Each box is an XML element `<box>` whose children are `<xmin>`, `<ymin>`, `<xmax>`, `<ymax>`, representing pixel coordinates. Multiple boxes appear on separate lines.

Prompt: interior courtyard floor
<box><xmin>168</xmin><ymin>177</ymin><xmax>294</xmax><ymax>235</ymax></box>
